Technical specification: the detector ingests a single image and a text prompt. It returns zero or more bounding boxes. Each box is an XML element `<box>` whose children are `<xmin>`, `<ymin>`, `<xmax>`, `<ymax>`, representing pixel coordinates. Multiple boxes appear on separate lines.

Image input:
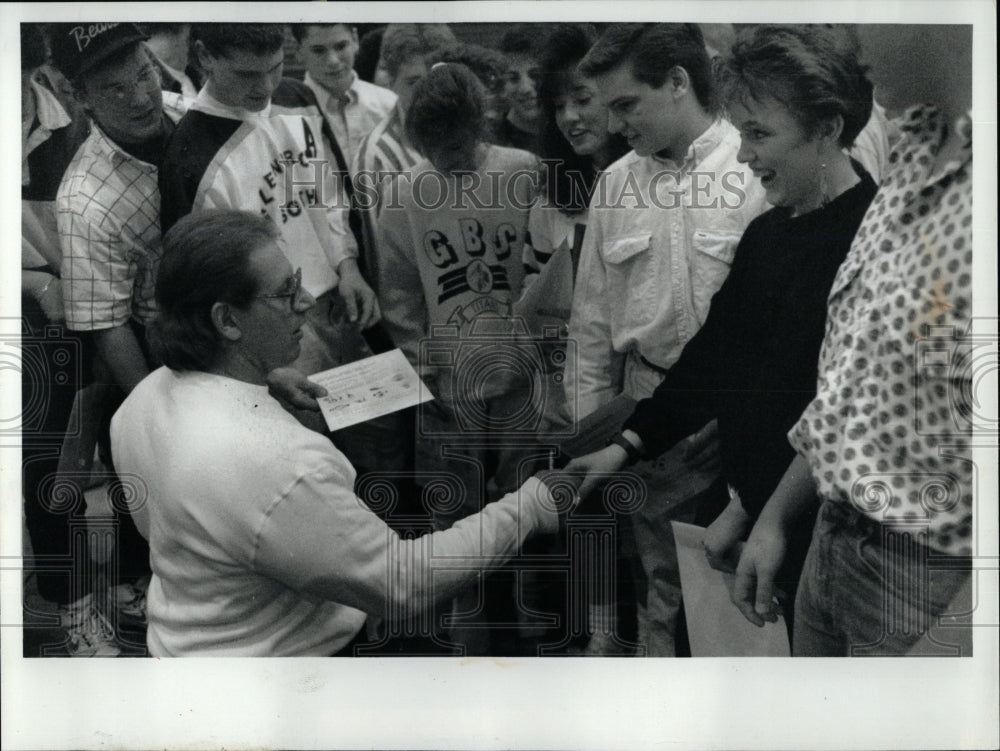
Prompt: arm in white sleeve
<box><xmin>324</xmin><ymin>177</ymin><xmax>358</xmax><ymax>269</ymax></box>
<box><xmin>253</xmin><ymin>469</ymin><xmax>559</xmax><ymax>617</ymax></box>
<box><xmin>563</xmin><ymin>211</ymin><xmax>625</xmax><ymax>419</ymax></box>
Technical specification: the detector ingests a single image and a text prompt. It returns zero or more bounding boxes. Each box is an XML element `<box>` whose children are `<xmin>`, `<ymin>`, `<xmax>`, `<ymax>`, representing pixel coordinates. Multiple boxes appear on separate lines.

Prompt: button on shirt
<box><xmin>304</xmin><ymin>71</ymin><xmax>397</xmax><ymax>173</ymax></box>
<box><xmin>789</xmin><ymin>105</ymin><xmax>974</xmax><ymax>556</ymax></box>
<box><xmin>57</xmin><ymin>123</ymin><xmax>169</xmax><ymax>331</ymax></box>
<box><xmin>565</xmin><ymin>119</ymin><xmax>769</xmax><ymax>418</ymax></box>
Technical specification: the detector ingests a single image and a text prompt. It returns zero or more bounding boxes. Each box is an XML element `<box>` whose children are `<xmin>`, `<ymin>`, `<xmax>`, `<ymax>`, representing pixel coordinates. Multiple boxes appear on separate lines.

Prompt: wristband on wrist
<box><xmin>607</xmin><ymin>432</ymin><xmax>641</xmax><ymax>466</ymax></box>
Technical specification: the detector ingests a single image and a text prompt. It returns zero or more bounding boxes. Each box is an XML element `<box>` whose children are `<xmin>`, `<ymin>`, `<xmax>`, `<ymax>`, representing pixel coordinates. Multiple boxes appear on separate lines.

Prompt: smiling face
<box><xmin>231</xmin><ymin>240</ymin><xmax>314</xmax><ymax>377</ymax></box>
<box><xmin>78</xmin><ymin>45</ymin><xmax>165</xmax><ymax>144</ymax></box>
<box><xmin>201</xmin><ymin>44</ymin><xmax>284</xmax><ymax>112</ymax></box>
<box><xmin>503</xmin><ymin>52</ymin><xmax>541</xmax><ymax>128</ymax></box>
<box><xmin>730</xmin><ymin>95</ymin><xmax>825</xmax><ymax>214</ymax></box>
<box><xmin>297</xmin><ymin>24</ymin><xmax>358</xmax><ymax>98</ymax></box>
<box><xmin>553</xmin><ymin>66</ymin><xmax>609</xmax><ymax>157</ymax></box>
<box><xmin>592</xmin><ymin>63</ymin><xmax>678</xmax><ymax>157</ymax></box>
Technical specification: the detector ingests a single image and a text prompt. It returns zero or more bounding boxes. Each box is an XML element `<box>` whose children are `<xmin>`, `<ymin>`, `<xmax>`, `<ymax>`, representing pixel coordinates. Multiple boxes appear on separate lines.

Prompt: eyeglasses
<box><xmin>98</xmin><ymin>65</ymin><xmax>162</xmax><ymax>102</ymax></box>
<box><xmin>254</xmin><ymin>267</ymin><xmax>306</xmax><ymax>309</ymax></box>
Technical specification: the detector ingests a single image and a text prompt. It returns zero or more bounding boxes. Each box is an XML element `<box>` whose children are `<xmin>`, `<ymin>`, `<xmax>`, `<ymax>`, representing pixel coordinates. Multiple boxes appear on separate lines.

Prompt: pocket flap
<box><xmin>692</xmin><ymin>230</ymin><xmax>741</xmax><ymax>265</ymax></box>
<box><xmin>601</xmin><ymin>234</ymin><xmax>652</xmax><ymax>264</ymax></box>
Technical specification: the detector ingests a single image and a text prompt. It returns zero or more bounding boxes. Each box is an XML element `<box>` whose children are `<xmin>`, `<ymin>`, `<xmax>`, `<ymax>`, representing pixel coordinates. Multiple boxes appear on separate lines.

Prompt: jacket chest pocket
<box><xmin>690</xmin><ymin>229</ymin><xmax>741</xmax><ymax>322</ymax></box>
<box><xmin>600</xmin><ymin>233</ymin><xmax>657</xmax><ymax>327</ymax></box>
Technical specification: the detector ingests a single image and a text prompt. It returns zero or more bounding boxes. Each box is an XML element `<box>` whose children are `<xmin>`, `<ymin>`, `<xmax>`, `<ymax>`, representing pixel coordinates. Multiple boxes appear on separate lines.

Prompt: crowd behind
<box><xmin>20</xmin><ymin>20</ymin><xmax>974</xmax><ymax>658</ymax></box>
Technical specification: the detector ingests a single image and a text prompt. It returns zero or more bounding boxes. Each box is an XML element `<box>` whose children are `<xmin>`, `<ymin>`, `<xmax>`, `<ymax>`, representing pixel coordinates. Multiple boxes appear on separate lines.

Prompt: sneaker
<box><xmin>109</xmin><ymin>576</ymin><xmax>148</xmax><ymax>627</ymax></box>
<box><xmin>59</xmin><ymin>593</ymin><xmax>120</xmax><ymax>657</ymax></box>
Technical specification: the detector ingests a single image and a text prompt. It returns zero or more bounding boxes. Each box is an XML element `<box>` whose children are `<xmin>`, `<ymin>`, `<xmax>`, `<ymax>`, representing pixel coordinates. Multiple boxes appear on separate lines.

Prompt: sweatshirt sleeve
<box><xmin>252</xmin><ymin>467</ymin><xmax>559</xmax><ymax>617</ymax></box>
<box><xmin>374</xmin><ymin>200</ymin><xmax>429</xmax><ymax>367</ymax></box>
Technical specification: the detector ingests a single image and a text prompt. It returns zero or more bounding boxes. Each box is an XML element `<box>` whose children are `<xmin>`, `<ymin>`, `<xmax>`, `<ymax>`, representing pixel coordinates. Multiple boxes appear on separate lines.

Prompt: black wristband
<box><xmin>607</xmin><ymin>433</ymin><xmax>641</xmax><ymax>466</ymax></box>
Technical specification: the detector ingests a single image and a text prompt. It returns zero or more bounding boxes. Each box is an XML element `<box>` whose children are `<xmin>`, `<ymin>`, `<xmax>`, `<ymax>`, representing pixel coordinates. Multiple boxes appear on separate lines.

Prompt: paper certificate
<box><xmin>308</xmin><ymin>349</ymin><xmax>433</xmax><ymax>433</ymax></box>
<box><xmin>672</xmin><ymin>521</ymin><xmax>791</xmax><ymax>657</ymax></box>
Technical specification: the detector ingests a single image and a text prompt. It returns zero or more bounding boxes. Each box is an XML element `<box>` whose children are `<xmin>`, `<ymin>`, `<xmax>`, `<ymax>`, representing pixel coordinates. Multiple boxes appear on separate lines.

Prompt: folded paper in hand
<box><xmin>672</xmin><ymin>520</ymin><xmax>790</xmax><ymax>657</ymax></box>
<box><xmin>309</xmin><ymin>349</ymin><xmax>433</xmax><ymax>433</ymax></box>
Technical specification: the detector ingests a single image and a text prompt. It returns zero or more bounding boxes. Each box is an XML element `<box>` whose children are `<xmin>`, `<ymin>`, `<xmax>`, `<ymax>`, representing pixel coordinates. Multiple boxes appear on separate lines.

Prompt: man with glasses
<box><xmin>110</xmin><ymin>209</ymin><xmax>567</xmax><ymax>657</ymax></box>
<box><xmin>52</xmin><ymin>22</ymin><xmax>186</xmax><ymax>397</ymax></box>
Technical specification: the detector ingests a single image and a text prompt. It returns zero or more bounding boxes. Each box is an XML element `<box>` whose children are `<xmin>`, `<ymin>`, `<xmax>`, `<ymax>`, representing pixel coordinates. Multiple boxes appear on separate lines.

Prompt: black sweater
<box><xmin>623</xmin><ymin>165</ymin><xmax>878</xmax><ymax>517</ymax></box>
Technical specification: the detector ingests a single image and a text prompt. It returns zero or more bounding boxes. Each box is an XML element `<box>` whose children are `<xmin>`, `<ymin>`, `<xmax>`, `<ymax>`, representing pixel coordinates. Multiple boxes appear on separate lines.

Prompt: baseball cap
<box><xmin>47</xmin><ymin>22</ymin><xmax>148</xmax><ymax>81</ymax></box>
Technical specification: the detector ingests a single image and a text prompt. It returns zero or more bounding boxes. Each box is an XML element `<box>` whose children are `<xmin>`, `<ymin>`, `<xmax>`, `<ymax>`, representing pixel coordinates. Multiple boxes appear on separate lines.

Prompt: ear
<box><xmin>211</xmin><ymin>302</ymin><xmax>243</xmax><ymax>342</ymax></box>
<box><xmin>666</xmin><ymin>65</ymin><xmax>691</xmax><ymax>98</ymax></box>
<box><xmin>194</xmin><ymin>39</ymin><xmax>214</xmax><ymax>75</ymax></box>
<box><xmin>815</xmin><ymin>114</ymin><xmax>845</xmax><ymax>148</ymax></box>
<box><xmin>72</xmin><ymin>84</ymin><xmax>92</xmax><ymax>114</ymax></box>
<box><xmin>350</xmin><ymin>27</ymin><xmax>360</xmax><ymax>48</ymax></box>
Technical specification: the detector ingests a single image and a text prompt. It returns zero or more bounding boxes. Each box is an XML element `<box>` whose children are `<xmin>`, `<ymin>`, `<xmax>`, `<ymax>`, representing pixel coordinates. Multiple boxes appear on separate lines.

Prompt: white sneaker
<box><xmin>59</xmin><ymin>593</ymin><xmax>120</xmax><ymax>657</ymax></box>
<box><xmin>109</xmin><ymin>576</ymin><xmax>148</xmax><ymax>627</ymax></box>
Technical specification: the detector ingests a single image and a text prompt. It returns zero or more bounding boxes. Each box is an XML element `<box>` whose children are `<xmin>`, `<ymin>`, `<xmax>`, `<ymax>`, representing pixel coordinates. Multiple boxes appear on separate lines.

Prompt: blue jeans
<box><xmin>793</xmin><ymin>500</ymin><xmax>972</xmax><ymax>656</ymax></box>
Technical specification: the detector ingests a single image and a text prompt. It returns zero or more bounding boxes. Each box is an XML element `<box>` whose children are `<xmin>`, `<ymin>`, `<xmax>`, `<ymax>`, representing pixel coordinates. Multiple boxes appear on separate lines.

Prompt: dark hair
<box><xmin>427</xmin><ymin>42</ymin><xmax>507</xmax><ymax>94</ymax></box>
<box><xmin>499</xmin><ymin>25</ymin><xmax>541</xmax><ymax>58</ymax></box>
<box><xmin>379</xmin><ymin>24</ymin><xmax>456</xmax><ymax>80</ymax></box>
<box><xmin>289</xmin><ymin>23</ymin><xmax>353</xmax><ymax>45</ymax></box>
<box><xmin>194</xmin><ymin>23</ymin><xmax>286</xmax><ymax>59</ymax></box>
<box><xmin>579</xmin><ymin>23</ymin><xmax>716</xmax><ymax>112</ymax></box>
<box><xmin>405</xmin><ymin>63</ymin><xmax>488</xmax><ymax>155</ymax></box>
<box><xmin>150</xmin><ymin>211</ymin><xmax>278</xmax><ymax>372</ymax></box>
<box><xmin>21</xmin><ymin>23</ymin><xmax>48</xmax><ymax>72</ymax></box>
<box><xmin>354</xmin><ymin>26</ymin><xmax>385</xmax><ymax>83</ymax></box>
<box><xmin>716</xmin><ymin>24</ymin><xmax>874</xmax><ymax>148</ymax></box>
<box><xmin>537</xmin><ymin>24</ymin><xmax>629</xmax><ymax>214</ymax></box>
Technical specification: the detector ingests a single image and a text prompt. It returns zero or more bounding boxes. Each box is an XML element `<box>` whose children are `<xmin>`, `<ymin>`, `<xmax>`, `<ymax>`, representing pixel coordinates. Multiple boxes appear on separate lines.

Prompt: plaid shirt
<box><xmin>57</xmin><ymin>123</ymin><xmax>167</xmax><ymax>331</ymax></box>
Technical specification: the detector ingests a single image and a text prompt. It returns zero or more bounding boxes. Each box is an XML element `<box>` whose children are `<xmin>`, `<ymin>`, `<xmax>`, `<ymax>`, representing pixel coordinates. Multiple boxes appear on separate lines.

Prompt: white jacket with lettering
<box><xmin>160</xmin><ymin>81</ymin><xmax>356</xmax><ymax>297</ymax></box>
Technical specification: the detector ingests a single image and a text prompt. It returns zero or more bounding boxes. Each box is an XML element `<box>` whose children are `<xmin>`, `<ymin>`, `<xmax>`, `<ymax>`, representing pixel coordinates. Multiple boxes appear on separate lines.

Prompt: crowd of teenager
<box><xmin>20</xmin><ymin>20</ymin><xmax>974</xmax><ymax>657</ymax></box>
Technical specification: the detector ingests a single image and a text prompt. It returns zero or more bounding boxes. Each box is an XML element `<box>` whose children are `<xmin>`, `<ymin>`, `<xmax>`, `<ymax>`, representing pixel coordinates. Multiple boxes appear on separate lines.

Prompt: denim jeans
<box><xmin>793</xmin><ymin>500</ymin><xmax>972</xmax><ymax>657</ymax></box>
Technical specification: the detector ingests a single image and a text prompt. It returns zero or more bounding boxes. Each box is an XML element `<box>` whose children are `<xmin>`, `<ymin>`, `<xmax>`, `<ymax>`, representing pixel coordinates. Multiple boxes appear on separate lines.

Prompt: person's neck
<box><xmin>104</xmin><ymin>118</ymin><xmax>168</xmax><ymax>165</ymax></box>
<box><xmin>591</xmin><ymin>143</ymin><xmax>616</xmax><ymax>171</ymax></box>
<box><xmin>210</xmin><ymin>352</ymin><xmax>268</xmax><ymax>387</ymax></box>
<box><xmin>313</xmin><ymin>71</ymin><xmax>352</xmax><ymax>100</ymax></box>
<box><xmin>506</xmin><ymin>108</ymin><xmax>537</xmax><ymax>136</ymax></box>
<box><xmin>791</xmin><ymin>150</ymin><xmax>859</xmax><ymax>218</ymax></box>
<box><xmin>653</xmin><ymin>106</ymin><xmax>713</xmax><ymax>163</ymax></box>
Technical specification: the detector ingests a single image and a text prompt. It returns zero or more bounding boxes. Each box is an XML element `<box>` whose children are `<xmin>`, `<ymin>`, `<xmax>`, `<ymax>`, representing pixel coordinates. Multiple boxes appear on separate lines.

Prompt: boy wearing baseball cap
<box><xmin>47</xmin><ymin>22</ymin><xmax>188</xmax><ymax>654</ymax></box>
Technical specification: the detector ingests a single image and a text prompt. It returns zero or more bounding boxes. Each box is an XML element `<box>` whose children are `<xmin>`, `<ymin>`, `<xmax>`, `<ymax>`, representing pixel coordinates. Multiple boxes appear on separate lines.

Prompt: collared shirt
<box><xmin>157</xmin><ymin>58</ymin><xmax>200</xmax><ymax>100</ymax></box>
<box><xmin>57</xmin><ymin>115</ymin><xmax>180</xmax><ymax>331</ymax></box>
<box><xmin>789</xmin><ymin>105</ymin><xmax>974</xmax><ymax>557</ymax></box>
<box><xmin>304</xmin><ymin>71</ymin><xmax>397</xmax><ymax>172</ymax></box>
<box><xmin>565</xmin><ymin>119</ymin><xmax>769</xmax><ymax>418</ymax></box>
